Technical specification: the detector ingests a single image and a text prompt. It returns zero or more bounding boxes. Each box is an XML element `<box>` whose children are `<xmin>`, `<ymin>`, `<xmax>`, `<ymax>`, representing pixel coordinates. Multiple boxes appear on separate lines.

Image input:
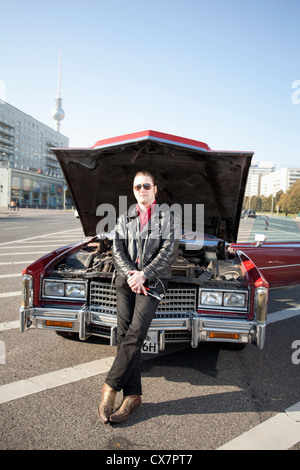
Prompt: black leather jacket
<box><xmin>113</xmin><ymin>203</ymin><xmax>179</xmax><ymax>282</ymax></box>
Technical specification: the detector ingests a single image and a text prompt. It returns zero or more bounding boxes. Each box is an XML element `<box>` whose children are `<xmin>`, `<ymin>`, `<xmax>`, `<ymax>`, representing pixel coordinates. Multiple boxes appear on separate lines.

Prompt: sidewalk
<box><xmin>0</xmin><ymin>208</ymin><xmax>74</xmax><ymax>217</ymax></box>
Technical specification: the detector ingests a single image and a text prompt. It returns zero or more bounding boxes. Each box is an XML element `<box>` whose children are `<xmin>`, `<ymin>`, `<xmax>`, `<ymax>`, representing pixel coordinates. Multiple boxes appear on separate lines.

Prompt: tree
<box><xmin>254</xmin><ymin>196</ymin><xmax>263</xmax><ymax>212</ymax></box>
<box><xmin>261</xmin><ymin>195</ymin><xmax>272</xmax><ymax>212</ymax></box>
<box><xmin>278</xmin><ymin>192</ymin><xmax>289</xmax><ymax>213</ymax></box>
<box><xmin>286</xmin><ymin>180</ymin><xmax>300</xmax><ymax>213</ymax></box>
<box><xmin>279</xmin><ymin>180</ymin><xmax>300</xmax><ymax>214</ymax></box>
<box><xmin>275</xmin><ymin>190</ymin><xmax>284</xmax><ymax>206</ymax></box>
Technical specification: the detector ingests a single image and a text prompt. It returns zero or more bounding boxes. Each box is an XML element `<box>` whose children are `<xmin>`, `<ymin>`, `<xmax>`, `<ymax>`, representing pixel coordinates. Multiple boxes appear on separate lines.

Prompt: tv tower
<box><xmin>52</xmin><ymin>51</ymin><xmax>65</xmax><ymax>133</ymax></box>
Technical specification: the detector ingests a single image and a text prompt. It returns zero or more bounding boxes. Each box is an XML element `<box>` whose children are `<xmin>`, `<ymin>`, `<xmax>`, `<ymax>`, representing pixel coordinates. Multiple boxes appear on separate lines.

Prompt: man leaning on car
<box><xmin>98</xmin><ymin>170</ymin><xmax>179</xmax><ymax>424</ymax></box>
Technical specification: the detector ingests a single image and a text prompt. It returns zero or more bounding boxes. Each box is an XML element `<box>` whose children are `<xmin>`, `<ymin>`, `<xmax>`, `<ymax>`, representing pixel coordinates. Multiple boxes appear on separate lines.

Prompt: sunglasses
<box><xmin>133</xmin><ymin>183</ymin><xmax>153</xmax><ymax>191</ymax></box>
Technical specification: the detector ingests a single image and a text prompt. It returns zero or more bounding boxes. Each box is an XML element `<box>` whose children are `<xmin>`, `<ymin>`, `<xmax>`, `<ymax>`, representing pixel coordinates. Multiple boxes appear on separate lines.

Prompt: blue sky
<box><xmin>1</xmin><ymin>0</ymin><xmax>300</xmax><ymax>167</ymax></box>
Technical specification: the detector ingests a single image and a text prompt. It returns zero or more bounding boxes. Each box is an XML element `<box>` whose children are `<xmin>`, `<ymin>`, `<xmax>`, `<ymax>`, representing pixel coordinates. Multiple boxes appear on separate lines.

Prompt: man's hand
<box><xmin>127</xmin><ymin>270</ymin><xmax>147</xmax><ymax>295</ymax></box>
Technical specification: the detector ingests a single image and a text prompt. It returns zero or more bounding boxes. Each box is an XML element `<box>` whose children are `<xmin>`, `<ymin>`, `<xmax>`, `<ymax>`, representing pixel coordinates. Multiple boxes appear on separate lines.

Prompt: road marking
<box><xmin>0</xmin><ymin>252</ymin><xmax>48</xmax><ymax>256</ymax></box>
<box><xmin>0</xmin><ymin>273</ymin><xmax>22</xmax><ymax>278</ymax></box>
<box><xmin>0</xmin><ymin>261</ymin><xmax>34</xmax><ymax>266</ymax></box>
<box><xmin>0</xmin><ymin>244</ymin><xmax>85</xmax><ymax>250</ymax></box>
<box><xmin>267</xmin><ymin>305</ymin><xmax>300</xmax><ymax>323</ymax></box>
<box><xmin>0</xmin><ymin>228</ymin><xmax>85</xmax><ymax>247</ymax></box>
<box><xmin>0</xmin><ymin>320</ymin><xmax>20</xmax><ymax>331</ymax></box>
<box><xmin>3</xmin><ymin>226</ymin><xmax>29</xmax><ymax>231</ymax></box>
<box><xmin>0</xmin><ymin>291</ymin><xmax>21</xmax><ymax>298</ymax></box>
<box><xmin>218</xmin><ymin>402</ymin><xmax>300</xmax><ymax>450</ymax></box>
<box><xmin>0</xmin><ymin>245</ymin><xmax>68</xmax><ymax>249</ymax></box>
<box><xmin>0</xmin><ymin>357</ymin><xmax>115</xmax><ymax>404</ymax></box>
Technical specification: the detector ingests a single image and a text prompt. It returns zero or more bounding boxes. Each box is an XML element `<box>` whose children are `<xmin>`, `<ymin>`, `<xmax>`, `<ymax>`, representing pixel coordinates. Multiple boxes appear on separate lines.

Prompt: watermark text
<box><xmin>291</xmin><ymin>340</ymin><xmax>300</xmax><ymax>365</ymax></box>
<box><xmin>96</xmin><ymin>197</ymin><xmax>205</xmax><ymax>249</ymax></box>
<box><xmin>291</xmin><ymin>80</ymin><xmax>300</xmax><ymax>104</ymax></box>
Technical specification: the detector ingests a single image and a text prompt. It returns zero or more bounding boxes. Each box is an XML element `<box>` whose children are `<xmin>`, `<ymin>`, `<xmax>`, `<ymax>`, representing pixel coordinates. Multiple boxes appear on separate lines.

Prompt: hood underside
<box><xmin>51</xmin><ymin>130</ymin><xmax>253</xmax><ymax>242</ymax></box>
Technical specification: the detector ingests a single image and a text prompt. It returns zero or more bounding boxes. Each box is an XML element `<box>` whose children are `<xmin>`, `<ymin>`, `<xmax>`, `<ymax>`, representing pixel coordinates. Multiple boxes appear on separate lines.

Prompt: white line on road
<box><xmin>0</xmin><ymin>229</ymin><xmax>84</xmax><ymax>247</ymax></box>
<box><xmin>0</xmin><ymin>357</ymin><xmax>115</xmax><ymax>405</ymax></box>
<box><xmin>0</xmin><ymin>245</ymin><xmax>69</xmax><ymax>249</ymax></box>
<box><xmin>218</xmin><ymin>402</ymin><xmax>300</xmax><ymax>450</ymax></box>
<box><xmin>0</xmin><ymin>261</ymin><xmax>34</xmax><ymax>266</ymax></box>
<box><xmin>0</xmin><ymin>252</ymin><xmax>48</xmax><ymax>256</ymax></box>
<box><xmin>3</xmin><ymin>226</ymin><xmax>29</xmax><ymax>231</ymax></box>
<box><xmin>0</xmin><ymin>320</ymin><xmax>20</xmax><ymax>331</ymax></box>
<box><xmin>0</xmin><ymin>273</ymin><xmax>22</xmax><ymax>278</ymax></box>
<box><xmin>267</xmin><ymin>305</ymin><xmax>300</xmax><ymax>323</ymax></box>
<box><xmin>0</xmin><ymin>291</ymin><xmax>21</xmax><ymax>298</ymax></box>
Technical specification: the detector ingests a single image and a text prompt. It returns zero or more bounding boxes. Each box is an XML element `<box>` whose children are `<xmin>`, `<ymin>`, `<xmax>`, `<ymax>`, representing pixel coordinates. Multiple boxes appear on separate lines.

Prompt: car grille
<box><xmin>89</xmin><ymin>281</ymin><xmax>196</xmax><ymax>317</ymax></box>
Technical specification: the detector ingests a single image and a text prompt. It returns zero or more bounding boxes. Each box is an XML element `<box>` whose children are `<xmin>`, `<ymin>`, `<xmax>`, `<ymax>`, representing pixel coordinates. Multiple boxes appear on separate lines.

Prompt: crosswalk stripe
<box><xmin>0</xmin><ymin>261</ymin><xmax>34</xmax><ymax>266</ymax></box>
<box><xmin>0</xmin><ymin>273</ymin><xmax>22</xmax><ymax>278</ymax></box>
<box><xmin>218</xmin><ymin>402</ymin><xmax>300</xmax><ymax>450</ymax></box>
<box><xmin>0</xmin><ymin>321</ymin><xmax>20</xmax><ymax>331</ymax></box>
<box><xmin>0</xmin><ymin>252</ymin><xmax>48</xmax><ymax>256</ymax></box>
<box><xmin>0</xmin><ymin>357</ymin><xmax>115</xmax><ymax>404</ymax></box>
<box><xmin>0</xmin><ymin>291</ymin><xmax>21</xmax><ymax>298</ymax></box>
<box><xmin>0</xmin><ymin>228</ymin><xmax>86</xmax><ymax>247</ymax></box>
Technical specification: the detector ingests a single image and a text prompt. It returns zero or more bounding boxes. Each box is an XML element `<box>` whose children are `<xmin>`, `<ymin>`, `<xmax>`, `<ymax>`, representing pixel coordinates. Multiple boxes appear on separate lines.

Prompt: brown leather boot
<box><xmin>98</xmin><ymin>383</ymin><xmax>117</xmax><ymax>424</ymax></box>
<box><xmin>109</xmin><ymin>395</ymin><xmax>141</xmax><ymax>423</ymax></box>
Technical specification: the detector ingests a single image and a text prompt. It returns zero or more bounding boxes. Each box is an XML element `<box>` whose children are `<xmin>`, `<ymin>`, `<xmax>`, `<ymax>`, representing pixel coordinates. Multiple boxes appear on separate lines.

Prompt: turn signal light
<box><xmin>45</xmin><ymin>321</ymin><xmax>73</xmax><ymax>328</ymax></box>
<box><xmin>209</xmin><ymin>332</ymin><xmax>239</xmax><ymax>340</ymax></box>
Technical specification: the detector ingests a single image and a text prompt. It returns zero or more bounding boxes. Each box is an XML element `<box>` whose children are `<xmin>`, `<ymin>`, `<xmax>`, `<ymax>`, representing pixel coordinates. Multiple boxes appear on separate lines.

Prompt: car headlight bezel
<box><xmin>43</xmin><ymin>279</ymin><xmax>87</xmax><ymax>300</ymax></box>
<box><xmin>65</xmin><ymin>283</ymin><xmax>87</xmax><ymax>299</ymax></box>
<box><xmin>223</xmin><ymin>292</ymin><xmax>246</xmax><ymax>308</ymax></box>
<box><xmin>198</xmin><ymin>288</ymin><xmax>248</xmax><ymax>311</ymax></box>
<box><xmin>200</xmin><ymin>291</ymin><xmax>223</xmax><ymax>306</ymax></box>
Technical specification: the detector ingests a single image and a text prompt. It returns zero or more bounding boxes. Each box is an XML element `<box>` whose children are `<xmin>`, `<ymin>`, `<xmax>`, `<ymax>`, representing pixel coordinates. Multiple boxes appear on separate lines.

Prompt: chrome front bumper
<box><xmin>20</xmin><ymin>305</ymin><xmax>266</xmax><ymax>350</ymax></box>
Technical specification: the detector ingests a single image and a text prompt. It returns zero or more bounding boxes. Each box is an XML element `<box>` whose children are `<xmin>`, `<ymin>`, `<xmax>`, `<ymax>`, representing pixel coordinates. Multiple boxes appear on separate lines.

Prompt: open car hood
<box><xmin>51</xmin><ymin>130</ymin><xmax>253</xmax><ymax>242</ymax></box>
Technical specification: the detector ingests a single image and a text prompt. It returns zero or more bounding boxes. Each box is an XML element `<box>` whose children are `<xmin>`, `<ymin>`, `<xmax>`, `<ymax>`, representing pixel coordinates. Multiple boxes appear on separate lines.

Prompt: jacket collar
<box><xmin>128</xmin><ymin>201</ymin><xmax>162</xmax><ymax>219</ymax></box>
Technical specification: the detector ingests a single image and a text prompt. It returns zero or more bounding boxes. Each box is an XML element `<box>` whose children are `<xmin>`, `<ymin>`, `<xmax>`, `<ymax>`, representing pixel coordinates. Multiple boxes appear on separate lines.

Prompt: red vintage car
<box><xmin>20</xmin><ymin>131</ymin><xmax>300</xmax><ymax>352</ymax></box>
<box><xmin>231</xmin><ymin>240</ymin><xmax>300</xmax><ymax>289</ymax></box>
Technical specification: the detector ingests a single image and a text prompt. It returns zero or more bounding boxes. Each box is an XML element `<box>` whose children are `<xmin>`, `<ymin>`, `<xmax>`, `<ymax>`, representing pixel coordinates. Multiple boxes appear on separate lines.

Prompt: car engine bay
<box><xmin>49</xmin><ymin>236</ymin><xmax>247</xmax><ymax>289</ymax></box>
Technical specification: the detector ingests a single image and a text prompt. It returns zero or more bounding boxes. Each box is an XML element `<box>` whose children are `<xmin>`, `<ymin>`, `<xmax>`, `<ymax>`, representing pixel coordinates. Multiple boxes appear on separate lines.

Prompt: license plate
<box><xmin>142</xmin><ymin>331</ymin><xmax>159</xmax><ymax>354</ymax></box>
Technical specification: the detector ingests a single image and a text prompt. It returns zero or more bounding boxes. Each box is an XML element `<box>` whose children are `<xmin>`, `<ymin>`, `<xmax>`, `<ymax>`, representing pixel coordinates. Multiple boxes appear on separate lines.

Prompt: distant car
<box><xmin>247</xmin><ymin>210</ymin><xmax>256</xmax><ymax>218</ymax></box>
<box><xmin>241</xmin><ymin>209</ymin><xmax>247</xmax><ymax>218</ymax></box>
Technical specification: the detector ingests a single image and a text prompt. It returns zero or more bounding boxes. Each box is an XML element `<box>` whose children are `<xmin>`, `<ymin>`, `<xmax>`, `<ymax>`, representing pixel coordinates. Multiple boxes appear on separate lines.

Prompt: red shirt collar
<box><xmin>136</xmin><ymin>200</ymin><xmax>156</xmax><ymax>216</ymax></box>
<box><xmin>136</xmin><ymin>200</ymin><xmax>156</xmax><ymax>230</ymax></box>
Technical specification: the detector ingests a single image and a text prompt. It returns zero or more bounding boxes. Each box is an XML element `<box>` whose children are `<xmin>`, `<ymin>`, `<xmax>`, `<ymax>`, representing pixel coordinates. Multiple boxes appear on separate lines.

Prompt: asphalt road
<box><xmin>238</xmin><ymin>213</ymin><xmax>300</xmax><ymax>242</ymax></box>
<box><xmin>0</xmin><ymin>208</ymin><xmax>84</xmax><ymax>243</ymax></box>
<box><xmin>0</xmin><ymin>209</ymin><xmax>299</xmax><ymax>452</ymax></box>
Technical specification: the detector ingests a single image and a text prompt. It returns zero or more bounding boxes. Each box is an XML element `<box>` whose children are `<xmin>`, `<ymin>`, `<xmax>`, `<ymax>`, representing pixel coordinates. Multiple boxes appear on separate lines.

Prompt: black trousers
<box><xmin>105</xmin><ymin>275</ymin><xmax>166</xmax><ymax>396</ymax></box>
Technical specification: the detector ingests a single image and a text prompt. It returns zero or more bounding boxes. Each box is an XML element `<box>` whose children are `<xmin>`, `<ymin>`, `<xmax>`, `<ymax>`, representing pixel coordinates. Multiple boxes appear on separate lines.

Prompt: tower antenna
<box><xmin>52</xmin><ymin>50</ymin><xmax>65</xmax><ymax>133</ymax></box>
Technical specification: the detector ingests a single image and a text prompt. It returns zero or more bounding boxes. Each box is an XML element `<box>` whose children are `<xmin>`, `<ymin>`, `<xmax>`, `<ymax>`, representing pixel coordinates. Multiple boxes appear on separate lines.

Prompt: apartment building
<box><xmin>260</xmin><ymin>166</ymin><xmax>300</xmax><ymax>196</ymax></box>
<box><xmin>0</xmin><ymin>101</ymin><xmax>69</xmax><ymax>209</ymax></box>
<box><xmin>245</xmin><ymin>161</ymin><xmax>276</xmax><ymax>197</ymax></box>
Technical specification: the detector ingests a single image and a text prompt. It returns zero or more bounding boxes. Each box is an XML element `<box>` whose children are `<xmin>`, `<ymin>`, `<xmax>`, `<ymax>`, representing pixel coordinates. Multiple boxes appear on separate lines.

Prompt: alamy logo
<box><xmin>95</xmin><ymin>197</ymin><xmax>205</xmax><ymax>249</ymax></box>
<box><xmin>291</xmin><ymin>340</ymin><xmax>300</xmax><ymax>365</ymax></box>
<box><xmin>291</xmin><ymin>80</ymin><xmax>300</xmax><ymax>104</ymax></box>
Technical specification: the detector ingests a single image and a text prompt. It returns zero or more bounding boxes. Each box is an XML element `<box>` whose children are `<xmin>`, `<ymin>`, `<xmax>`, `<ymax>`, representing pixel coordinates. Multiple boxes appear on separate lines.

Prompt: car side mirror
<box><xmin>255</xmin><ymin>233</ymin><xmax>267</xmax><ymax>247</ymax></box>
